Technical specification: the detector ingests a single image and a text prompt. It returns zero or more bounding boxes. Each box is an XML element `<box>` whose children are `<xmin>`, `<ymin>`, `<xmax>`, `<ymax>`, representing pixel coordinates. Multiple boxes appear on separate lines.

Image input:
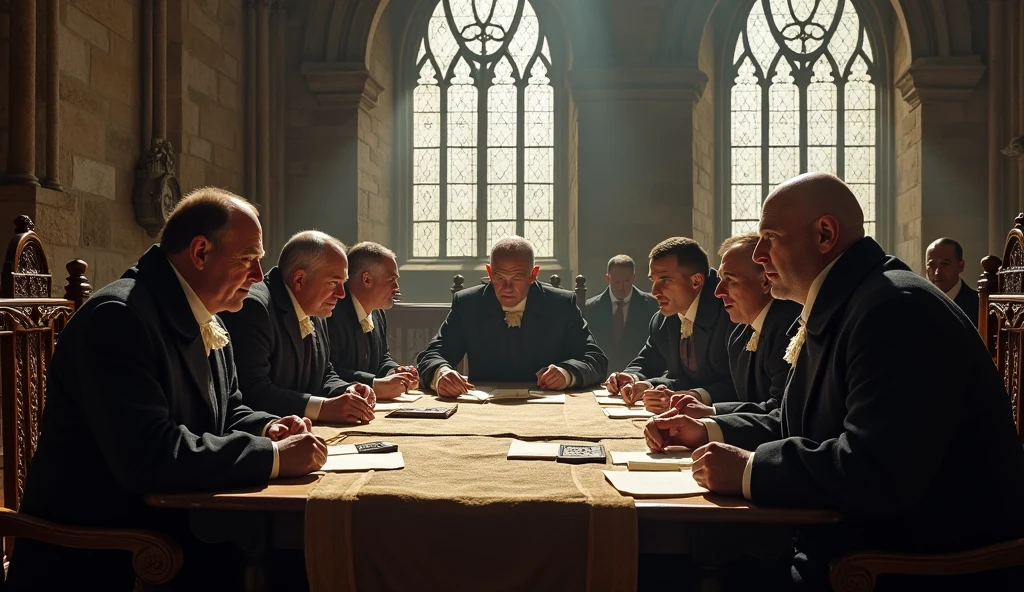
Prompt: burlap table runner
<box><xmin>317</xmin><ymin>391</ymin><xmax>647</xmax><ymax>441</ymax></box>
<box><xmin>305</xmin><ymin>436</ymin><xmax>638</xmax><ymax>592</ymax></box>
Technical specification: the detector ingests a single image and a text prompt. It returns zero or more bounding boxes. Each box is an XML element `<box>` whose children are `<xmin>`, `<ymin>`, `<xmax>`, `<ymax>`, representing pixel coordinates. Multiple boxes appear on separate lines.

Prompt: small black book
<box><xmin>556</xmin><ymin>444</ymin><xmax>606</xmax><ymax>464</ymax></box>
<box><xmin>385</xmin><ymin>406</ymin><xmax>458</xmax><ymax>419</ymax></box>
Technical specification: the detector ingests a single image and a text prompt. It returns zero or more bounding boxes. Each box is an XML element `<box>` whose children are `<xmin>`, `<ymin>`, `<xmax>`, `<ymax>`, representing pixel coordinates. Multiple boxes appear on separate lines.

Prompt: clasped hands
<box><xmin>320</xmin><ymin>382</ymin><xmax>377</xmax><ymax>424</ymax></box>
<box><xmin>265</xmin><ymin>415</ymin><xmax>328</xmax><ymax>478</ymax></box>
<box><xmin>642</xmin><ymin>409</ymin><xmax>750</xmax><ymax>497</ymax></box>
<box><xmin>373</xmin><ymin>365</ymin><xmax>420</xmax><ymax>399</ymax></box>
<box><xmin>604</xmin><ymin>373</ymin><xmax>714</xmax><ymax>417</ymax></box>
<box><xmin>436</xmin><ymin>364</ymin><xmax>569</xmax><ymax>396</ymax></box>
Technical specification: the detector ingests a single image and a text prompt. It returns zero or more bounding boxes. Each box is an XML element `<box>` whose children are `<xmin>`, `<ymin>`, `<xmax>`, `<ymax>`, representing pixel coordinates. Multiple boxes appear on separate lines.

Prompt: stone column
<box><xmin>245</xmin><ymin>2</ymin><xmax>258</xmax><ymax>204</ymax></box>
<box><xmin>256</xmin><ymin>1</ymin><xmax>272</xmax><ymax>252</ymax></box>
<box><xmin>989</xmin><ymin>0</ymin><xmax>1009</xmax><ymax>254</ymax></box>
<box><xmin>569</xmin><ymin>67</ymin><xmax>708</xmax><ymax>282</ymax></box>
<box><xmin>42</xmin><ymin>0</ymin><xmax>61</xmax><ymax>190</ymax></box>
<box><xmin>5</xmin><ymin>0</ymin><xmax>39</xmax><ymax>185</ymax></box>
<box><xmin>895</xmin><ymin>57</ymin><xmax>987</xmax><ymax>272</ymax></box>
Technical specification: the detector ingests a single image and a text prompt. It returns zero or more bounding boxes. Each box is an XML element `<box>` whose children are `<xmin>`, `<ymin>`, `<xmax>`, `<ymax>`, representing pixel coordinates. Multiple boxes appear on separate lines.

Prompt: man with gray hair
<box><xmin>417</xmin><ymin>236</ymin><xmax>607</xmax><ymax>394</ymax></box>
<box><xmin>222</xmin><ymin>230</ymin><xmax>377</xmax><ymax>425</ymax></box>
<box><xmin>327</xmin><ymin>241</ymin><xmax>419</xmax><ymax>400</ymax></box>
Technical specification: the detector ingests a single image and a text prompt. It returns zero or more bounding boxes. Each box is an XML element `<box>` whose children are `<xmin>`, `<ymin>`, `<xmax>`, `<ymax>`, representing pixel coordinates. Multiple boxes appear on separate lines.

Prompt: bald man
<box><xmin>926</xmin><ymin>237</ymin><xmax>980</xmax><ymax>327</ymax></box>
<box><xmin>417</xmin><ymin>236</ymin><xmax>607</xmax><ymax>394</ymax></box>
<box><xmin>645</xmin><ymin>173</ymin><xmax>1024</xmax><ymax>590</ymax></box>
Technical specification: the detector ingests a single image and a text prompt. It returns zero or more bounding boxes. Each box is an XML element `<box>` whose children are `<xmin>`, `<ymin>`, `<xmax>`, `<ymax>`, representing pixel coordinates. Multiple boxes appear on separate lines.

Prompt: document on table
<box><xmin>394</xmin><ymin>392</ymin><xmax>424</xmax><ymax>402</ymax></box>
<box><xmin>456</xmin><ymin>389</ymin><xmax>492</xmax><ymax>403</ymax></box>
<box><xmin>507</xmin><ymin>440</ymin><xmax>561</xmax><ymax>460</ymax></box>
<box><xmin>321</xmin><ymin>451</ymin><xmax>405</xmax><ymax>472</ymax></box>
<box><xmin>603</xmin><ymin>469</ymin><xmax>707</xmax><ymax>498</ymax></box>
<box><xmin>374</xmin><ymin>402</ymin><xmax>404</xmax><ymax>411</ymax></box>
<box><xmin>457</xmin><ymin>389</ymin><xmax>565</xmax><ymax>404</ymax></box>
<box><xmin>603</xmin><ymin>408</ymin><xmax>654</xmax><ymax>419</ymax></box>
<box><xmin>609</xmin><ymin>449</ymin><xmax>693</xmax><ymax>467</ymax></box>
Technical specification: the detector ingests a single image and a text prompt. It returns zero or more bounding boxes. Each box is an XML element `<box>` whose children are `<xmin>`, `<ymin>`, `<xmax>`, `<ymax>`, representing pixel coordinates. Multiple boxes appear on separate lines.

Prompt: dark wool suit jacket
<box><xmin>416</xmin><ymin>281</ymin><xmax>608</xmax><ymax>387</ymax></box>
<box><xmin>585</xmin><ymin>286</ymin><xmax>660</xmax><ymax>372</ymax></box>
<box><xmin>622</xmin><ymin>269</ymin><xmax>737</xmax><ymax>401</ymax></box>
<box><xmin>952</xmin><ymin>278</ymin><xmax>980</xmax><ymax>328</ymax></box>
<box><xmin>714</xmin><ymin>238</ymin><xmax>1024</xmax><ymax>582</ymax></box>
<box><xmin>8</xmin><ymin>245</ymin><xmax>277</xmax><ymax>590</ymax></box>
<box><xmin>221</xmin><ymin>267</ymin><xmax>351</xmax><ymax>417</ymax></box>
<box><xmin>714</xmin><ymin>298</ymin><xmax>801</xmax><ymax>415</ymax></box>
<box><xmin>326</xmin><ymin>291</ymin><xmax>399</xmax><ymax>385</ymax></box>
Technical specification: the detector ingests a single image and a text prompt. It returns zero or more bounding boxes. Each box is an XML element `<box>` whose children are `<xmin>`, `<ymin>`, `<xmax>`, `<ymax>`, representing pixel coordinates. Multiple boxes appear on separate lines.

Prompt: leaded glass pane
<box><xmin>525</xmin><ymin>221</ymin><xmax>553</xmax><ymax>257</ymax></box>
<box><xmin>447</xmin><ymin>221</ymin><xmax>476</xmax><ymax>256</ymax></box>
<box><xmin>731</xmin><ymin>185</ymin><xmax>762</xmax><ymax>221</ymax></box>
<box><xmin>844</xmin><ymin>147</ymin><xmax>874</xmax><ymax>183</ymax></box>
<box><xmin>448</xmin><ymin>148</ymin><xmax>476</xmax><ymax>184</ymax></box>
<box><xmin>488</xmin><ymin>221</ymin><xmax>517</xmax><ymax>252</ymax></box>
<box><xmin>414</xmin><ymin>149</ymin><xmax>439</xmax><ymax>184</ymax></box>
<box><xmin>525</xmin><ymin>184</ymin><xmax>552</xmax><ymax>219</ymax></box>
<box><xmin>488</xmin><ymin>148</ymin><xmax>516</xmax><ymax>183</ymax></box>
<box><xmin>510</xmin><ymin>1</ymin><xmax>540</xmax><ymax>71</ymax></box>
<box><xmin>731</xmin><ymin>219</ymin><xmax>760</xmax><ymax>236</ymax></box>
<box><xmin>732</xmin><ymin>147</ymin><xmax>761</xmax><ymax>184</ymax></box>
<box><xmin>414</xmin><ymin>186</ymin><xmax>439</xmax><ymax>221</ymax></box>
<box><xmin>488</xmin><ymin>185</ymin><xmax>516</xmax><ymax>219</ymax></box>
<box><xmin>487</xmin><ymin>84</ymin><xmax>516</xmax><ymax>147</ymax></box>
<box><xmin>525</xmin><ymin>147</ymin><xmax>552</xmax><ymax>184</ymax></box>
<box><xmin>414</xmin><ymin>222</ymin><xmax>439</xmax><ymax>257</ymax></box>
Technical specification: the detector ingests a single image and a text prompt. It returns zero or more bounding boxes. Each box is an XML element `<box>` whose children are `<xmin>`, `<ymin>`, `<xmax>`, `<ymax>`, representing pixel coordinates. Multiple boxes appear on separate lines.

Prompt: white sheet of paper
<box><xmin>507</xmin><ymin>440</ymin><xmax>561</xmax><ymax>460</ymax></box>
<box><xmin>595</xmin><ymin>396</ymin><xmax>629</xmax><ymax>406</ymax></box>
<box><xmin>327</xmin><ymin>444</ymin><xmax>358</xmax><ymax>456</ymax></box>
<box><xmin>609</xmin><ymin>450</ymin><xmax>693</xmax><ymax>467</ymax></box>
<box><xmin>603</xmin><ymin>408</ymin><xmax>654</xmax><ymax>419</ymax></box>
<box><xmin>456</xmin><ymin>390</ymin><xmax>491</xmax><ymax>403</ymax></box>
<box><xmin>524</xmin><ymin>394</ymin><xmax>565</xmax><ymax>404</ymax></box>
<box><xmin>394</xmin><ymin>392</ymin><xmax>423</xmax><ymax>402</ymax></box>
<box><xmin>322</xmin><ymin>451</ymin><xmax>405</xmax><ymax>472</ymax></box>
<box><xmin>374</xmin><ymin>402</ymin><xmax>404</xmax><ymax>411</ymax></box>
<box><xmin>603</xmin><ymin>469</ymin><xmax>707</xmax><ymax>498</ymax></box>
<box><xmin>592</xmin><ymin>389</ymin><xmax>614</xmax><ymax>397</ymax></box>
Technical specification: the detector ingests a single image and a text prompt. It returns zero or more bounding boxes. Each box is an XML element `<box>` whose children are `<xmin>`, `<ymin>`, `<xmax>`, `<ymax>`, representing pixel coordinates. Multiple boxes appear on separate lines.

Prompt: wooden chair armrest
<box><xmin>829</xmin><ymin>538</ymin><xmax>1024</xmax><ymax>592</ymax></box>
<box><xmin>0</xmin><ymin>507</ymin><xmax>183</xmax><ymax>586</ymax></box>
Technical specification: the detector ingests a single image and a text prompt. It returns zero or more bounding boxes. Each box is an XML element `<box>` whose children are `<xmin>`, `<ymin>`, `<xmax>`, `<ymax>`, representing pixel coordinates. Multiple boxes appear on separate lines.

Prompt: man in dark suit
<box><xmin>417</xmin><ymin>236</ymin><xmax>607</xmax><ymax>395</ymax></box>
<box><xmin>327</xmin><ymin>242</ymin><xmax>419</xmax><ymax>400</ymax></box>
<box><xmin>222</xmin><ymin>231</ymin><xmax>376</xmax><ymax>424</ymax></box>
<box><xmin>642</xmin><ymin>232</ymin><xmax>799</xmax><ymax>418</ymax></box>
<box><xmin>646</xmin><ymin>173</ymin><xmax>1024</xmax><ymax>590</ymax></box>
<box><xmin>7</xmin><ymin>188</ymin><xmax>327</xmax><ymax>591</ymax></box>
<box><xmin>585</xmin><ymin>255</ymin><xmax>660</xmax><ymax>372</ymax></box>
<box><xmin>605</xmin><ymin>237</ymin><xmax>735</xmax><ymax>405</ymax></box>
<box><xmin>926</xmin><ymin>237</ymin><xmax>980</xmax><ymax>327</ymax></box>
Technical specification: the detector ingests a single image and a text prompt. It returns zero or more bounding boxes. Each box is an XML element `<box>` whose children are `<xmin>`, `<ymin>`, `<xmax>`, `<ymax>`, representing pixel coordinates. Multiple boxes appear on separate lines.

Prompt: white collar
<box><xmin>750</xmin><ymin>300</ymin><xmax>773</xmax><ymax>334</ymax></box>
<box><xmin>613</xmin><ymin>289</ymin><xmax>633</xmax><ymax>305</ymax></box>
<box><xmin>677</xmin><ymin>292</ymin><xmax>700</xmax><ymax>325</ymax></box>
<box><xmin>284</xmin><ymin>283</ymin><xmax>309</xmax><ymax>324</ymax></box>
<box><xmin>945</xmin><ymin>279</ymin><xmax>963</xmax><ymax>300</ymax></box>
<box><xmin>502</xmin><ymin>295</ymin><xmax>528</xmax><ymax>313</ymax></box>
<box><xmin>802</xmin><ymin>255</ymin><xmax>842</xmax><ymax>323</ymax></box>
<box><xmin>168</xmin><ymin>258</ymin><xmax>214</xmax><ymax>325</ymax></box>
<box><xmin>351</xmin><ymin>294</ymin><xmax>372</xmax><ymax>323</ymax></box>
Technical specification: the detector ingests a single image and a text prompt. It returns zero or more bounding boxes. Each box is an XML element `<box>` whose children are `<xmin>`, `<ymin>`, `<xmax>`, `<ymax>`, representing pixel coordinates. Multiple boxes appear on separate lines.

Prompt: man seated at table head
<box><xmin>417</xmin><ymin>235</ymin><xmax>608</xmax><ymax>396</ymax></box>
<box><xmin>326</xmin><ymin>241</ymin><xmax>419</xmax><ymax>400</ymax></box>
<box><xmin>221</xmin><ymin>230</ymin><xmax>376</xmax><ymax>425</ymax></box>
<box><xmin>7</xmin><ymin>187</ymin><xmax>328</xmax><ymax>591</ymax></box>
<box><xmin>642</xmin><ymin>231</ymin><xmax>800</xmax><ymax>417</ymax></box>
<box><xmin>926</xmin><ymin>237</ymin><xmax>980</xmax><ymax>327</ymax></box>
<box><xmin>585</xmin><ymin>254</ymin><xmax>660</xmax><ymax>372</ymax></box>
<box><xmin>645</xmin><ymin>173</ymin><xmax>1024</xmax><ymax>589</ymax></box>
<box><xmin>604</xmin><ymin>237</ymin><xmax>735</xmax><ymax>406</ymax></box>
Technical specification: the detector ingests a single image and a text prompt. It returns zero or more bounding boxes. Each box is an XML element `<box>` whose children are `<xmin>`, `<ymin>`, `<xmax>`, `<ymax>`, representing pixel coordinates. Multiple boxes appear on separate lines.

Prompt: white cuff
<box><xmin>270</xmin><ymin>441</ymin><xmax>280</xmax><ymax>479</ymax></box>
<box><xmin>707</xmin><ymin>404</ymin><xmax>718</xmax><ymax>416</ymax></box>
<box><xmin>304</xmin><ymin>396</ymin><xmax>327</xmax><ymax>421</ymax></box>
<box><xmin>700</xmin><ymin>418</ymin><xmax>724</xmax><ymax>443</ymax></box>
<box><xmin>555</xmin><ymin>366</ymin><xmax>574</xmax><ymax>388</ymax></box>
<box><xmin>741</xmin><ymin>450</ymin><xmax>755</xmax><ymax>500</ymax></box>
<box><xmin>430</xmin><ymin>365</ymin><xmax>454</xmax><ymax>392</ymax></box>
<box><xmin>693</xmin><ymin>388</ymin><xmax>712</xmax><ymax>405</ymax></box>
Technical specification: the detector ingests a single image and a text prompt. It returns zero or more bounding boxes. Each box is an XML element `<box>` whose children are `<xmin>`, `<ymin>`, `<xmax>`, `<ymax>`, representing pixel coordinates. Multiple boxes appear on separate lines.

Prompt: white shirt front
<box><xmin>945</xmin><ymin>279</ymin><xmax>963</xmax><ymax>300</ymax></box>
<box><xmin>352</xmin><ymin>294</ymin><xmax>374</xmax><ymax>332</ymax></box>
<box><xmin>611</xmin><ymin>289</ymin><xmax>633</xmax><ymax>326</ymax></box>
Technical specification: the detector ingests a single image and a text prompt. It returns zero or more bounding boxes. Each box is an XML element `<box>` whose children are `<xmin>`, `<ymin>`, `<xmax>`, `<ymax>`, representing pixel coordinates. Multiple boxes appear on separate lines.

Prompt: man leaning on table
<box><xmin>416</xmin><ymin>236</ymin><xmax>608</xmax><ymax>396</ymax></box>
<box><xmin>221</xmin><ymin>230</ymin><xmax>377</xmax><ymax>425</ymax></box>
<box><xmin>7</xmin><ymin>188</ymin><xmax>327</xmax><ymax>591</ymax></box>
<box><xmin>645</xmin><ymin>173</ymin><xmax>1024</xmax><ymax>590</ymax></box>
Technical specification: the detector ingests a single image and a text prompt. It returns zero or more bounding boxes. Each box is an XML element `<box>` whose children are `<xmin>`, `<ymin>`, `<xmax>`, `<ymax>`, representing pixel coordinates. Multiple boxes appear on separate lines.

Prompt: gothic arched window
<box><xmin>410</xmin><ymin>0</ymin><xmax>555</xmax><ymax>258</ymax></box>
<box><xmin>727</xmin><ymin>0</ymin><xmax>880</xmax><ymax>237</ymax></box>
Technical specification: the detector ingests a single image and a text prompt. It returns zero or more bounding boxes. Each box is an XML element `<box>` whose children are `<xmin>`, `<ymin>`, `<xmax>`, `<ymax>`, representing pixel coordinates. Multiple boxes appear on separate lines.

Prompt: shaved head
<box><xmin>753</xmin><ymin>173</ymin><xmax>866</xmax><ymax>303</ymax></box>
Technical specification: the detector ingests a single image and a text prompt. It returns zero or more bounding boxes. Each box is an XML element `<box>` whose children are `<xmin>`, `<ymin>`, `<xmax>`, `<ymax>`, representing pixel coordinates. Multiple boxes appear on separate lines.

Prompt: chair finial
<box><xmin>14</xmin><ymin>215</ymin><xmax>34</xmax><ymax>234</ymax></box>
<box><xmin>1015</xmin><ymin>213</ymin><xmax>1024</xmax><ymax>231</ymax></box>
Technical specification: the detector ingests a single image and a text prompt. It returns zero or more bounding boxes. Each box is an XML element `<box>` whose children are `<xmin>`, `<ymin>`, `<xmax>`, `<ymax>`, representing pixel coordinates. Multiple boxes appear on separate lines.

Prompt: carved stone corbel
<box><xmin>132</xmin><ymin>139</ymin><xmax>181</xmax><ymax>238</ymax></box>
<box><xmin>1001</xmin><ymin>136</ymin><xmax>1024</xmax><ymax>159</ymax></box>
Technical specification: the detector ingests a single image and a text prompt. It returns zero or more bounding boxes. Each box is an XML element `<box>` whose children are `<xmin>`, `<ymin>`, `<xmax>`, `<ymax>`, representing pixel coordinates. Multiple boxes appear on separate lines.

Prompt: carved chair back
<box><xmin>0</xmin><ymin>216</ymin><xmax>89</xmax><ymax>511</ymax></box>
<box><xmin>978</xmin><ymin>214</ymin><xmax>1024</xmax><ymax>443</ymax></box>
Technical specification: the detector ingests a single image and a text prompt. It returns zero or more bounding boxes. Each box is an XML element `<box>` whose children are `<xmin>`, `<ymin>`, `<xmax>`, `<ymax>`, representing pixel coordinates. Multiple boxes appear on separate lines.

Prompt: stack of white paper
<box><xmin>609</xmin><ymin>449</ymin><xmax>693</xmax><ymax>467</ymax></box>
<box><xmin>603</xmin><ymin>408</ymin><xmax>654</xmax><ymax>419</ymax></box>
<box><xmin>394</xmin><ymin>392</ymin><xmax>424</xmax><ymax>402</ymax></box>
<box><xmin>373</xmin><ymin>402</ymin><xmax>404</xmax><ymax>411</ymax></box>
<box><xmin>506</xmin><ymin>440</ymin><xmax>561</xmax><ymax>460</ymax></box>
<box><xmin>603</xmin><ymin>469</ymin><xmax>707</xmax><ymax>497</ymax></box>
<box><xmin>321</xmin><ymin>451</ymin><xmax>405</xmax><ymax>472</ymax></box>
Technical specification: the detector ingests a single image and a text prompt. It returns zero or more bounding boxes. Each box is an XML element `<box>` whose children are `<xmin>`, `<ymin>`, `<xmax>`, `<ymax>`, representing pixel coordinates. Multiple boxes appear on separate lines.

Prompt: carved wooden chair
<box><xmin>829</xmin><ymin>215</ymin><xmax>1024</xmax><ymax>591</ymax></box>
<box><xmin>0</xmin><ymin>216</ymin><xmax>182</xmax><ymax>590</ymax></box>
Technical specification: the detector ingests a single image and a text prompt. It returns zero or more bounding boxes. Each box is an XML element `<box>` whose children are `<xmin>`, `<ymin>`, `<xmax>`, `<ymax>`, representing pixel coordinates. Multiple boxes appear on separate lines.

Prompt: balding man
<box><xmin>645</xmin><ymin>174</ymin><xmax>1024</xmax><ymax>590</ymax></box>
<box><xmin>926</xmin><ymin>237</ymin><xmax>980</xmax><ymax>327</ymax></box>
<box><xmin>222</xmin><ymin>231</ymin><xmax>376</xmax><ymax>425</ymax></box>
<box><xmin>417</xmin><ymin>236</ymin><xmax>607</xmax><ymax>395</ymax></box>
<box><xmin>585</xmin><ymin>255</ymin><xmax>660</xmax><ymax>371</ymax></box>
<box><xmin>327</xmin><ymin>242</ymin><xmax>419</xmax><ymax>400</ymax></box>
<box><xmin>8</xmin><ymin>189</ymin><xmax>326</xmax><ymax>590</ymax></box>
<box><xmin>642</xmin><ymin>232</ymin><xmax>800</xmax><ymax>417</ymax></box>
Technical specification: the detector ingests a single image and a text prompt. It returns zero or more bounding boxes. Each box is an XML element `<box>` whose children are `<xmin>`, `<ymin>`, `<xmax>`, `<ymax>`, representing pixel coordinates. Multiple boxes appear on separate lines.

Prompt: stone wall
<box><xmin>357</xmin><ymin>2</ymin><xmax>394</xmax><ymax>245</ymax></box>
<box><xmin>893</xmin><ymin>30</ymin><xmax>922</xmax><ymax>272</ymax></box>
<box><xmin>693</xmin><ymin>25</ymin><xmax>715</xmax><ymax>259</ymax></box>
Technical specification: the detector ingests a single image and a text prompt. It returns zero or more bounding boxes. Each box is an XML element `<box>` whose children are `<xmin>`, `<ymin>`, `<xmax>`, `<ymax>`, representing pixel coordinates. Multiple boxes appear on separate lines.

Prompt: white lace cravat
<box><xmin>360</xmin><ymin>316</ymin><xmax>374</xmax><ymax>334</ymax></box>
<box><xmin>784</xmin><ymin>319</ymin><xmax>806</xmax><ymax>366</ymax></box>
<box><xmin>679</xmin><ymin>317</ymin><xmax>694</xmax><ymax>339</ymax></box>
<box><xmin>504</xmin><ymin>311</ymin><xmax>523</xmax><ymax>328</ymax></box>
<box><xmin>745</xmin><ymin>330</ymin><xmax>759</xmax><ymax>352</ymax></box>
<box><xmin>298</xmin><ymin>317</ymin><xmax>315</xmax><ymax>339</ymax></box>
<box><xmin>200</xmin><ymin>319</ymin><xmax>230</xmax><ymax>356</ymax></box>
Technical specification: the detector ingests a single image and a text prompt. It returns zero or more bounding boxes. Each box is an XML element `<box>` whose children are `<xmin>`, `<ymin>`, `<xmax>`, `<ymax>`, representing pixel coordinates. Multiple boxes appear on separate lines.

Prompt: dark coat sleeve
<box><xmin>696</xmin><ymin>319</ymin><xmax>738</xmax><ymax>402</ymax></box>
<box><xmin>376</xmin><ymin>312</ymin><xmax>400</xmax><ymax>375</ymax></box>
<box><xmin>749</xmin><ymin>296</ymin><xmax>967</xmax><ymax>514</ymax></box>
<box><xmin>416</xmin><ymin>300</ymin><xmax>469</xmax><ymax>387</ymax></box>
<box><xmin>326</xmin><ymin>315</ymin><xmax>376</xmax><ymax>385</ymax></box>
<box><xmin>714</xmin><ymin>331</ymin><xmax>790</xmax><ymax>414</ymax></box>
<box><xmin>712</xmin><ymin>408</ymin><xmax>783</xmax><ymax>451</ymax></box>
<box><xmin>80</xmin><ymin>301</ymin><xmax>275</xmax><ymax>494</ymax></box>
<box><xmin>554</xmin><ymin>295</ymin><xmax>608</xmax><ymax>388</ymax></box>
<box><xmin>623</xmin><ymin>315</ymin><xmax>667</xmax><ymax>382</ymax></box>
<box><xmin>320</xmin><ymin>361</ymin><xmax>351</xmax><ymax>397</ymax></box>
<box><xmin>222</xmin><ymin>296</ymin><xmax>312</xmax><ymax>417</ymax></box>
<box><xmin>218</xmin><ymin>324</ymin><xmax>281</xmax><ymax>433</ymax></box>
